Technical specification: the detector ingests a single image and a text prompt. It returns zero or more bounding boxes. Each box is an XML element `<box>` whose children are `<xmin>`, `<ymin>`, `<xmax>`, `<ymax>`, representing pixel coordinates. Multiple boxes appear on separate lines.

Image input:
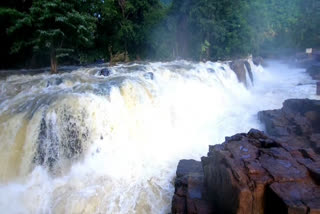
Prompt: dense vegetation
<box><xmin>0</xmin><ymin>0</ymin><xmax>319</xmax><ymax>71</ymax></box>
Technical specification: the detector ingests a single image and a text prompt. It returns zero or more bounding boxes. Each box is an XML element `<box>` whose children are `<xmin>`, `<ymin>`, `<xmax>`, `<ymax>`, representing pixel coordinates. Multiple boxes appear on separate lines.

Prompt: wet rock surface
<box><xmin>172</xmin><ymin>99</ymin><xmax>320</xmax><ymax>214</ymax></box>
<box><xmin>259</xmin><ymin>99</ymin><xmax>320</xmax><ymax>153</ymax></box>
<box><xmin>172</xmin><ymin>160</ymin><xmax>214</xmax><ymax>214</ymax></box>
<box><xmin>229</xmin><ymin>59</ymin><xmax>253</xmax><ymax>87</ymax></box>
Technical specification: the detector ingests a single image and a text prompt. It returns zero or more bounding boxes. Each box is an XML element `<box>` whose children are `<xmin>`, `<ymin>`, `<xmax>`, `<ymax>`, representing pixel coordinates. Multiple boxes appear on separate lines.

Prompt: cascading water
<box><xmin>0</xmin><ymin>60</ymin><xmax>317</xmax><ymax>213</ymax></box>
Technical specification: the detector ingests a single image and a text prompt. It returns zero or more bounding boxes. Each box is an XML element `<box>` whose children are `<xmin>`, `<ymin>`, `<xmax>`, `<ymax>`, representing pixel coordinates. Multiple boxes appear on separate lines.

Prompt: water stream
<box><xmin>0</xmin><ymin>60</ymin><xmax>317</xmax><ymax>213</ymax></box>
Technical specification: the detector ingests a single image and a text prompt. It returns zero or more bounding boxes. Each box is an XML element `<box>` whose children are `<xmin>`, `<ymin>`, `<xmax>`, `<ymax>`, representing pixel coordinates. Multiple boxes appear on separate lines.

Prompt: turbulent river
<box><xmin>0</xmin><ymin>60</ymin><xmax>318</xmax><ymax>214</ymax></box>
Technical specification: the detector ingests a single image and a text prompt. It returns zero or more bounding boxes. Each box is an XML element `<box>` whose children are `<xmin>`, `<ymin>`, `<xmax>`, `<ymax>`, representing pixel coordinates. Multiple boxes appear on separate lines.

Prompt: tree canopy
<box><xmin>7</xmin><ymin>0</ymin><xmax>96</xmax><ymax>73</ymax></box>
<box><xmin>0</xmin><ymin>0</ymin><xmax>319</xmax><ymax>70</ymax></box>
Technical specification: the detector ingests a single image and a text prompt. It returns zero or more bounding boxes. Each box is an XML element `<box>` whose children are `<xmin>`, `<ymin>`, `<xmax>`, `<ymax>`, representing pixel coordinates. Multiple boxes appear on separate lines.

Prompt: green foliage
<box><xmin>8</xmin><ymin>0</ymin><xmax>96</xmax><ymax>63</ymax></box>
<box><xmin>97</xmin><ymin>0</ymin><xmax>166</xmax><ymax>60</ymax></box>
<box><xmin>294</xmin><ymin>0</ymin><xmax>320</xmax><ymax>48</ymax></box>
<box><xmin>1</xmin><ymin>0</ymin><xmax>320</xmax><ymax>68</ymax></box>
<box><xmin>162</xmin><ymin>0</ymin><xmax>254</xmax><ymax>60</ymax></box>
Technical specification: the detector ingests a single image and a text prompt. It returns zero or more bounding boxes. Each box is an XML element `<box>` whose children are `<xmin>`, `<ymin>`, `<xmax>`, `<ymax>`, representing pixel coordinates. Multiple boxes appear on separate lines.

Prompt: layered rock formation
<box><xmin>171</xmin><ymin>99</ymin><xmax>320</xmax><ymax>214</ymax></box>
<box><xmin>259</xmin><ymin>99</ymin><xmax>320</xmax><ymax>153</ymax></box>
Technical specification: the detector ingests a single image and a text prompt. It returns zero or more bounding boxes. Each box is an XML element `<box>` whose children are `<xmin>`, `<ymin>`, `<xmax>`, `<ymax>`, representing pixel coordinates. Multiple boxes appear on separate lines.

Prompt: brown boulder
<box><xmin>202</xmin><ymin>129</ymin><xmax>320</xmax><ymax>214</ymax></box>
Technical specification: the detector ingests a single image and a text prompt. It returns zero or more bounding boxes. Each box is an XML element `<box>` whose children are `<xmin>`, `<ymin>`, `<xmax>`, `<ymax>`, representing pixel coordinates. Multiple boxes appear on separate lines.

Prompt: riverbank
<box><xmin>171</xmin><ymin>57</ymin><xmax>320</xmax><ymax>214</ymax></box>
<box><xmin>171</xmin><ymin>99</ymin><xmax>320</xmax><ymax>214</ymax></box>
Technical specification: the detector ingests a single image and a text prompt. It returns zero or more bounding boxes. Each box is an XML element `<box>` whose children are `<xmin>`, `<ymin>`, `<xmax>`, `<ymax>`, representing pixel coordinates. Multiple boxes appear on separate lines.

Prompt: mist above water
<box><xmin>0</xmin><ymin>60</ymin><xmax>317</xmax><ymax>213</ymax></box>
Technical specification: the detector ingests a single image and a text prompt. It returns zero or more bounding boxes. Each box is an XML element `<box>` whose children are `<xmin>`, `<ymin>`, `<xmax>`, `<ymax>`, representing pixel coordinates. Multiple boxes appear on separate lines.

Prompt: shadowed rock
<box><xmin>252</xmin><ymin>56</ymin><xmax>265</xmax><ymax>66</ymax></box>
<box><xmin>172</xmin><ymin>160</ymin><xmax>215</xmax><ymax>214</ymax></box>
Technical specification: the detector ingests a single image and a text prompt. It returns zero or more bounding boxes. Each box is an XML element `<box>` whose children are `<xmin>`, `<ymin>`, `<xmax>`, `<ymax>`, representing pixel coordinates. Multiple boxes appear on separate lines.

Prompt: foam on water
<box><xmin>0</xmin><ymin>59</ymin><xmax>318</xmax><ymax>213</ymax></box>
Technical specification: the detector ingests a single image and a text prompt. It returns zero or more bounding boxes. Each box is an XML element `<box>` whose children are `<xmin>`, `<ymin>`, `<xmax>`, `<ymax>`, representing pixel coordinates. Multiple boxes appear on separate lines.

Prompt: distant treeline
<box><xmin>0</xmin><ymin>0</ymin><xmax>319</xmax><ymax>69</ymax></box>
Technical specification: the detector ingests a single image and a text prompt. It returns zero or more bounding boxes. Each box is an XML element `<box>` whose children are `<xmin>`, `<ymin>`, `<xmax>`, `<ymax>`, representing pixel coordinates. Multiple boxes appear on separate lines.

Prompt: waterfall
<box><xmin>0</xmin><ymin>60</ymin><xmax>316</xmax><ymax>213</ymax></box>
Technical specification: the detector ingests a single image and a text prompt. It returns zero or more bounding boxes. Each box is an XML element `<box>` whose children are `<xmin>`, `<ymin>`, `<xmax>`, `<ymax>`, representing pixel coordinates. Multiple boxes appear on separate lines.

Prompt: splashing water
<box><xmin>0</xmin><ymin>60</ymin><xmax>317</xmax><ymax>213</ymax></box>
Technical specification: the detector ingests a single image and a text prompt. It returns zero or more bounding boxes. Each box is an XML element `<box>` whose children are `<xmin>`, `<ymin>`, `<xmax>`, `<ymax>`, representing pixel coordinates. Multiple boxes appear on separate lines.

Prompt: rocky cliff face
<box><xmin>259</xmin><ymin>99</ymin><xmax>320</xmax><ymax>153</ymax></box>
<box><xmin>171</xmin><ymin>99</ymin><xmax>320</xmax><ymax>214</ymax></box>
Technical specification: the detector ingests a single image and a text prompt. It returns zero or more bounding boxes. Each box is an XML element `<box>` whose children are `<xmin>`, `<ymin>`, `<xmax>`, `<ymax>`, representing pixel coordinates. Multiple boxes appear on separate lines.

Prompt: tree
<box><xmin>97</xmin><ymin>0</ymin><xmax>165</xmax><ymax>61</ymax></box>
<box><xmin>9</xmin><ymin>0</ymin><xmax>96</xmax><ymax>73</ymax></box>
<box><xmin>294</xmin><ymin>0</ymin><xmax>320</xmax><ymax>49</ymax></box>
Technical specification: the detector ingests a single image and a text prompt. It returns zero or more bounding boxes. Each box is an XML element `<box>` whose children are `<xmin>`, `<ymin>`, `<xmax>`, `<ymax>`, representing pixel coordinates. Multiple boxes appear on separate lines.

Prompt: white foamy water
<box><xmin>0</xmin><ymin>59</ymin><xmax>318</xmax><ymax>214</ymax></box>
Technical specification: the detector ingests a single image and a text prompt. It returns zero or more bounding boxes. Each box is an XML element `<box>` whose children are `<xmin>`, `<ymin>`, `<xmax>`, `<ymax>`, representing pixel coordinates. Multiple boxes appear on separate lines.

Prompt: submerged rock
<box><xmin>46</xmin><ymin>77</ymin><xmax>63</xmax><ymax>87</ymax></box>
<box><xmin>99</xmin><ymin>68</ymin><xmax>111</xmax><ymax>76</ymax></box>
<box><xmin>34</xmin><ymin>108</ymin><xmax>89</xmax><ymax>172</ymax></box>
<box><xmin>172</xmin><ymin>99</ymin><xmax>320</xmax><ymax>214</ymax></box>
<box><xmin>143</xmin><ymin>72</ymin><xmax>154</xmax><ymax>80</ymax></box>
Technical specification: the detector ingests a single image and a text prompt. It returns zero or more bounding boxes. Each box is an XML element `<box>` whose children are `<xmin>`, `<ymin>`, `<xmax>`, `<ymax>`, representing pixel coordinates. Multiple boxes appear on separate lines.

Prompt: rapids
<box><xmin>0</xmin><ymin>60</ymin><xmax>318</xmax><ymax>213</ymax></box>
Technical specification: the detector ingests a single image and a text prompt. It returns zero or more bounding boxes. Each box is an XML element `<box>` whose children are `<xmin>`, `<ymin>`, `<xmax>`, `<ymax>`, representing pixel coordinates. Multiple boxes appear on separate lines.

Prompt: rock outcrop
<box><xmin>172</xmin><ymin>99</ymin><xmax>320</xmax><ymax>214</ymax></box>
<box><xmin>258</xmin><ymin>99</ymin><xmax>320</xmax><ymax>154</ymax></box>
<box><xmin>229</xmin><ymin>60</ymin><xmax>253</xmax><ymax>87</ymax></box>
<box><xmin>202</xmin><ymin>129</ymin><xmax>320</xmax><ymax>214</ymax></box>
<box><xmin>252</xmin><ymin>56</ymin><xmax>265</xmax><ymax>67</ymax></box>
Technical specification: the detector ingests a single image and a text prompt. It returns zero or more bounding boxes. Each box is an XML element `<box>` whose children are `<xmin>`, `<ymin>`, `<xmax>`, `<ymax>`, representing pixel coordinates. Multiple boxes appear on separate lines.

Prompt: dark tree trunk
<box><xmin>50</xmin><ymin>48</ymin><xmax>57</xmax><ymax>74</ymax></box>
<box><xmin>118</xmin><ymin>0</ymin><xmax>126</xmax><ymax>18</ymax></box>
